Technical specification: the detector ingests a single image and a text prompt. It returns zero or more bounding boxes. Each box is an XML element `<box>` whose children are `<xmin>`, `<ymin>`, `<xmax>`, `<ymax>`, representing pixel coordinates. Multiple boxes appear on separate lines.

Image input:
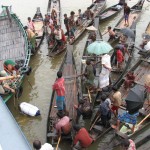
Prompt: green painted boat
<box><xmin>0</xmin><ymin>6</ymin><xmax>31</xmax><ymax>103</ymax></box>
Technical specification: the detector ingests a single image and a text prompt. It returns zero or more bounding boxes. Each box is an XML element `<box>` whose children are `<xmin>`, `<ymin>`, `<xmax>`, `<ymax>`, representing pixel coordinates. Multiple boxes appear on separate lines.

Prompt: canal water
<box><xmin>0</xmin><ymin>0</ymin><xmax>150</xmax><ymax>149</ymax></box>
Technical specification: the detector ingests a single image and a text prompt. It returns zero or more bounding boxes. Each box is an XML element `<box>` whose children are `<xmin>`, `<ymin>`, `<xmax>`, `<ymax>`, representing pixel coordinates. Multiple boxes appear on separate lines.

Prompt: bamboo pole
<box><xmin>137</xmin><ymin>113</ymin><xmax>150</xmax><ymax>127</ymax></box>
<box><xmin>89</xmin><ymin>114</ymin><xmax>100</xmax><ymax>131</ymax></box>
<box><xmin>88</xmin><ymin>89</ymin><xmax>92</xmax><ymax>103</ymax></box>
<box><xmin>56</xmin><ymin>136</ymin><xmax>61</xmax><ymax>150</ymax></box>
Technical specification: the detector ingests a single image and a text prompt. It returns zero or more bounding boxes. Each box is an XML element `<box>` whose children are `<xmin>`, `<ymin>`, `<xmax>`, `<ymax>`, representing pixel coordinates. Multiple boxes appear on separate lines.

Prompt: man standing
<box><xmin>64</xmin><ymin>14</ymin><xmax>69</xmax><ymax>37</ymax></box>
<box><xmin>99</xmin><ymin>54</ymin><xmax>111</xmax><ymax>91</ymax></box>
<box><xmin>84</xmin><ymin>60</ymin><xmax>95</xmax><ymax>91</ymax></box>
<box><xmin>53</xmin><ymin>71</ymin><xmax>66</xmax><ymax>111</ymax></box>
<box><xmin>124</xmin><ymin>3</ymin><xmax>131</xmax><ymax>26</ymax></box>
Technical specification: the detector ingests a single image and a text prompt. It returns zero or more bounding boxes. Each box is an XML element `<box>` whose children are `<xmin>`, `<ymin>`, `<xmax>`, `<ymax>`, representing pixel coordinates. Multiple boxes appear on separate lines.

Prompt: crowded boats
<box><xmin>0</xmin><ymin>0</ymin><xmax>150</xmax><ymax>150</ymax></box>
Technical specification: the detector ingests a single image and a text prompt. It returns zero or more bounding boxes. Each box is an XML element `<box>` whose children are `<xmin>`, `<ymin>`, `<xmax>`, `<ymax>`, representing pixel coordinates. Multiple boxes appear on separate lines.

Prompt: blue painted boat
<box><xmin>0</xmin><ymin>96</ymin><xmax>32</xmax><ymax>150</ymax></box>
<box><xmin>0</xmin><ymin>6</ymin><xmax>31</xmax><ymax>102</ymax></box>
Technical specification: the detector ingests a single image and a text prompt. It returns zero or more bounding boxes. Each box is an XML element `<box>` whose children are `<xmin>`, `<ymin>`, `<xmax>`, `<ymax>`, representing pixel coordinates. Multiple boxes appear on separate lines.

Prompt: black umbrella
<box><xmin>125</xmin><ymin>84</ymin><xmax>146</xmax><ymax>114</ymax></box>
<box><xmin>120</xmin><ymin>27</ymin><xmax>135</xmax><ymax>39</ymax></box>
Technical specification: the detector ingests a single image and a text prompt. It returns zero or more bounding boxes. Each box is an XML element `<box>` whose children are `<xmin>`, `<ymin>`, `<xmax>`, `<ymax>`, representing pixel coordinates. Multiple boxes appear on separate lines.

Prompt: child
<box><xmin>116</xmin><ymin>48</ymin><xmax>124</xmax><ymax>70</ymax></box>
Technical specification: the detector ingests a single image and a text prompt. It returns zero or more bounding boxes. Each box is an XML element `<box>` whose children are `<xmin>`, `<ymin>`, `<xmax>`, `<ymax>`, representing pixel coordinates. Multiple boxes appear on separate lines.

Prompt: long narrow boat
<box><xmin>69</xmin><ymin>0</ymin><xmax>106</xmax><ymax>45</ymax></box>
<box><xmin>98</xmin><ymin>53</ymin><xmax>150</xmax><ymax>149</ymax></box>
<box><xmin>46</xmin><ymin>45</ymin><xmax>78</xmax><ymax>148</ymax></box>
<box><xmin>98</xmin><ymin>0</ymin><xmax>124</xmax><ymax>22</ymax></box>
<box><xmin>32</xmin><ymin>7</ymin><xmax>45</xmax><ymax>52</ymax></box>
<box><xmin>46</xmin><ymin>0</ymin><xmax>66</xmax><ymax>57</ymax></box>
<box><xmin>88</xmin><ymin>14</ymin><xmax>138</xmax><ymax>143</ymax></box>
<box><xmin>108</xmin><ymin>0</ymin><xmax>145</xmax><ymax>44</ymax></box>
<box><xmin>0</xmin><ymin>6</ymin><xmax>31</xmax><ymax>103</ymax></box>
<box><xmin>0</xmin><ymin>96</ymin><xmax>32</xmax><ymax>150</ymax></box>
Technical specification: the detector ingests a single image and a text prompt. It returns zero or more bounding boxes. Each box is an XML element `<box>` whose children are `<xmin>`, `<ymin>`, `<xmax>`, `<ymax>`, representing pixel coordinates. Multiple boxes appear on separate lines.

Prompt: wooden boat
<box><xmin>108</xmin><ymin>0</ymin><xmax>145</xmax><ymax>44</ymax></box>
<box><xmin>90</xmin><ymin>53</ymin><xmax>150</xmax><ymax>146</ymax></box>
<box><xmin>46</xmin><ymin>45</ymin><xmax>78</xmax><ymax>148</ymax></box>
<box><xmin>0</xmin><ymin>96</ymin><xmax>32</xmax><ymax>150</ymax></box>
<box><xmin>98</xmin><ymin>1</ymin><xmax>124</xmax><ymax>22</ymax></box>
<box><xmin>32</xmin><ymin>7</ymin><xmax>45</xmax><ymax>52</ymax></box>
<box><xmin>0</xmin><ymin>6</ymin><xmax>31</xmax><ymax>103</ymax></box>
<box><xmin>46</xmin><ymin>0</ymin><xmax>66</xmax><ymax>57</ymax></box>
<box><xmin>69</xmin><ymin>0</ymin><xmax>106</xmax><ymax>45</ymax></box>
<box><xmin>80</xmin><ymin>16</ymin><xmax>102</xmax><ymax>94</ymax></box>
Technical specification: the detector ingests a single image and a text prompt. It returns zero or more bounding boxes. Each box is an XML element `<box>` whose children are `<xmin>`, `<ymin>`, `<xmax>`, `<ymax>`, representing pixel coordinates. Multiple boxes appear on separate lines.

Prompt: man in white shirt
<box><xmin>33</xmin><ymin>140</ymin><xmax>54</xmax><ymax>150</ymax></box>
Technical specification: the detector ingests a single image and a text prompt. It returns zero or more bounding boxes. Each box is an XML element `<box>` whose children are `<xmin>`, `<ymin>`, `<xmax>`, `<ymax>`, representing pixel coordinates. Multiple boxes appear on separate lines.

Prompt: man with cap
<box><xmin>4</xmin><ymin>59</ymin><xmax>20</xmax><ymax>75</ymax></box>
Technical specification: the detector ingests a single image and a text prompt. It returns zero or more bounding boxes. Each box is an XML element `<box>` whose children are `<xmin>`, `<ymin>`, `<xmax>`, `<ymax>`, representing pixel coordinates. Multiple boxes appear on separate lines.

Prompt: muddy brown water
<box><xmin>1</xmin><ymin>0</ymin><xmax>150</xmax><ymax>149</ymax></box>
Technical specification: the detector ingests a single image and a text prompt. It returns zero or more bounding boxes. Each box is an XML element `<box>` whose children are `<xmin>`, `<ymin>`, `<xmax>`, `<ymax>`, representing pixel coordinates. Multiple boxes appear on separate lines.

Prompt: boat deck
<box><xmin>0</xmin><ymin>14</ymin><xmax>26</xmax><ymax>70</ymax></box>
<box><xmin>117</xmin><ymin>12</ymin><xmax>139</xmax><ymax>29</ymax></box>
<box><xmin>119</xmin><ymin>59</ymin><xmax>150</xmax><ymax>116</ymax></box>
<box><xmin>0</xmin><ymin>96</ymin><xmax>31</xmax><ymax>150</ymax></box>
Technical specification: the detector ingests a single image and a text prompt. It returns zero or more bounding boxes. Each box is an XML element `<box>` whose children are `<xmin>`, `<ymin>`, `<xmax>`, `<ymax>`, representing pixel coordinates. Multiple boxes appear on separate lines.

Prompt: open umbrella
<box><xmin>86</xmin><ymin>25</ymin><xmax>97</xmax><ymax>31</ymax></box>
<box><xmin>120</xmin><ymin>27</ymin><xmax>135</xmax><ymax>39</ymax></box>
<box><xmin>87</xmin><ymin>41</ymin><xmax>113</xmax><ymax>55</ymax></box>
<box><xmin>125</xmin><ymin>84</ymin><xmax>146</xmax><ymax>114</ymax></box>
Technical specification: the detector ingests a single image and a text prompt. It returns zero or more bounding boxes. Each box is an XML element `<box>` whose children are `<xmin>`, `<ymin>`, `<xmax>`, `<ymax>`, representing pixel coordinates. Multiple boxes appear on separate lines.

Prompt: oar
<box><xmin>89</xmin><ymin>114</ymin><xmax>100</xmax><ymax>131</ymax></box>
<box><xmin>56</xmin><ymin>136</ymin><xmax>61</xmax><ymax>150</ymax></box>
<box><xmin>136</xmin><ymin>113</ymin><xmax>150</xmax><ymax>128</ymax></box>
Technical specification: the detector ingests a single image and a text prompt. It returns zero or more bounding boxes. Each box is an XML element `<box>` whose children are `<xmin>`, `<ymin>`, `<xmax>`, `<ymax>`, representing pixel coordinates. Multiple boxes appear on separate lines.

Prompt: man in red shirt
<box><xmin>116</xmin><ymin>48</ymin><xmax>124</xmax><ymax>70</ymax></box>
<box><xmin>53</xmin><ymin>71</ymin><xmax>66</xmax><ymax>111</ymax></box>
<box><xmin>73</xmin><ymin>124</ymin><xmax>93</xmax><ymax>149</ymax></box>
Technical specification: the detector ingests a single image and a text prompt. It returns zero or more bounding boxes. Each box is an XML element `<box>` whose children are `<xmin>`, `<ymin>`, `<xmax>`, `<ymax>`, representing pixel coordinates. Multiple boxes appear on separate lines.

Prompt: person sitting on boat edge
<box><xmin>0</xmin><ymin>70</ymin><xmax>16</xmax><ymax>94</ymax></box>
<box><xmin>124</xmin><ymin>71</ymin><xmax>135</xmax><ymax>90</ymax></box>
<box><xmin>4</xmin><ymin>59</ymin><xmax>20</xmax><ymax>75</ymax></box>
<box><xmin>111</xmin><ymin>110</ymin><xmax>139</xmax><ymax>133</ymax></box>
<box><xmin>121</xmin><ymin>138</ymin><xmax>136</xmax><ymax>150</ymax></box>
<box><xmin>52</xmin><ymin>71</ymin><xmax>66</xmax><ymax>112</ymax></box>
<box><xmin>33</xmin><ymin>139</ymin><xmax>54</xmax><ymax>150</ymax></box>
<box><xmin>24</xmin><ymin>26</ymin><xmax>36</xmax><ymax>54</ymax></box>
<box><xmin>74</xmin><ymin>97</ymin><xmax>92</xmax><ymax>123</ymax></box>
<box><xmin>54</xmin><ymin>111</ymin><xmax>71</xmax><ymax>136</ymax></box>
<box><xmin>99</xmin><ymin>94</ymin><xmax>111</xmax><ymax>127</ymax></box>
<box><xmin>72</xmin><ymin>124</ymin><xmax>94</xmax><ymax>150</ymax></box>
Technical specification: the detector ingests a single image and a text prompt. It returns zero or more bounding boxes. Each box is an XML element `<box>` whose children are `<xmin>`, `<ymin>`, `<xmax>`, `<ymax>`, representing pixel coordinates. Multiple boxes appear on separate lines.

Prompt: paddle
<box><xmin>56</xmin><ymin>136</ymin><xmax>61</xmax><ymax>150</ymax></box>
<box><xmin>89</xmin><ymin>114</ymin><xmax>100</xmax><ymax>131</ymax></box>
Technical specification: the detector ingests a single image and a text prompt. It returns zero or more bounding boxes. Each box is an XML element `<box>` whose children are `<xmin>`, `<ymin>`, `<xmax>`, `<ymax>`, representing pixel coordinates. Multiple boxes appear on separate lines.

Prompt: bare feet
<box><xmin>111</xmin><ymin>124</ymin><xmax>118</xmax><ymax>130</ymax></box>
